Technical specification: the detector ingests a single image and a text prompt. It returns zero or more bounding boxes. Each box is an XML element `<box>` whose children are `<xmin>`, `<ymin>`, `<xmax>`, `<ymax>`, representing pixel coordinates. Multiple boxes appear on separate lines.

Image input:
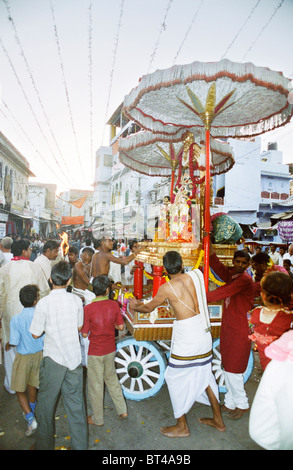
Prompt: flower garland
<box><xmin>192</xmin><ymin>249</ymin><xmax>226</xmax><ymax>286</ymax></box>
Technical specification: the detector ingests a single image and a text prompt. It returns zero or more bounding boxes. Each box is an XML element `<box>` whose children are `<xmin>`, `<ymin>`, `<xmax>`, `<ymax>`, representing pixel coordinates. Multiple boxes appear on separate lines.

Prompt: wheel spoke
<box><xmin>129</xmin><ymin>345</ymin><xmax>137</xmax><ymax>361</ymax></box>
<box><xmin>141</xmin><ymin>351</ymin><xmax>154</xmax><ymax>365</ymax></box>
<box><xmin>130</xmin><ymin>378</ymin><xmax>136</xmax><ymax>392</ymax></box>
<box><xmin>137</xmin><ymin>378</ymin><xmax>144</xmax><ymax>393</ymax></box>
<box><xmin>136</xmin><ymin>346</ymin><xmax>144</xmax><ymax>363</ymax></box>
<box><xmin>142</xmin><ymin>375</ymin><xmax>155</xmax><ymax>388</ymax></box>
<box><xmin>119</xmin><ymin>372</ymin><xmax>130</xmax><ymax>385</ymax></box>
<box><xmin>118</xmin><ymin>348</ymin><xmax>131</xmax><ymax>362</ymax></box>
<box><xmin>145</xmin><ymin>369</ymin><xmax>160</xmax><ymax>379</ymax></box>
<box><xmin>144</xmin><ymin>360</ymin><xmax>159</xmax><ymax>369</ymax></box>
<box><xmin>115</xmin><ymin>357</ymin><xmax>128</xmax><ymax>367</ymax></box>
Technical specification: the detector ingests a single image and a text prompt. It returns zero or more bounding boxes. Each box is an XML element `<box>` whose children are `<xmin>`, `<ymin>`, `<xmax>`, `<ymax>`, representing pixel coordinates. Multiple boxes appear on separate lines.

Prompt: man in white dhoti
<box><xmin>130</xmin><ymin>251</ymin><xmax>225</xmax><ymax>437</ymax></box>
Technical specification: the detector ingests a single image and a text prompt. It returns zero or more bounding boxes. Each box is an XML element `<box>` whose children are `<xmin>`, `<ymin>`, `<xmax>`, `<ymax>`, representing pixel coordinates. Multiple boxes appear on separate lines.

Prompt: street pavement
<box><xmin>0</xmin><ymin>351</ymin><xmax>263</xmax><ymax>452</ymax></box>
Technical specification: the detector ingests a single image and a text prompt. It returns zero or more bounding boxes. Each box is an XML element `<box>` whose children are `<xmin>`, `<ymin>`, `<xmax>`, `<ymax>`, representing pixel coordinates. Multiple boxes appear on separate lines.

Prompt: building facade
<box><xmin>0</xmin><ymin>131</ymin><xmax>34</xmax><ymax>237</ymax></box>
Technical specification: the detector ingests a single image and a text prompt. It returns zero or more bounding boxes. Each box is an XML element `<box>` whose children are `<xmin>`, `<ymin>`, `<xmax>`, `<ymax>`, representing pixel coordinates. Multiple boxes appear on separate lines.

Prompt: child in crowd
<box><xmin>283</xmin><ymin>259</ymin><xmax>293</xmax><ymax>279</ymax></box>
<box><xmin>248</xmin><ymin>271</ymin><xmax>293</xmax><ymax>370</ymax></box>
<box><xmin>81</xmin><ymin>275</ymin><xmax>127</xmax><ymax>426</ymax></box>
<box><xmin>5</xmin><ymin>284</ymin><xmax>42</xmax><ymax>437</ymax></box>
<box><xmin>29</xmin><ymin>261</ymin><xmax>88</xmax><ymax>450</ymax></box>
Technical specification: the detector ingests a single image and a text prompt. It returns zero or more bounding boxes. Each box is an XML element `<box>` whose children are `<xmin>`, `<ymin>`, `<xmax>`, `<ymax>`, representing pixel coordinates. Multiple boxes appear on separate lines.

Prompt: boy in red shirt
<box><xmin>81</xmin><ymin>275</ymin><xmax>127</xmax><ymax>426</ymax></box>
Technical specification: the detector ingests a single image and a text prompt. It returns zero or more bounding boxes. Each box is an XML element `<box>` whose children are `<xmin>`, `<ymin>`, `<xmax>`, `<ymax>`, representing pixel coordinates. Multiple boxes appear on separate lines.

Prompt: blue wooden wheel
<box><xmin>115</xmin><ymin>338</ymin><xmax>168</xmax><ymax>401</ymax></box>
<box><xmin>212</xmin><ymin>338</ymin><xmax>254</xmax><ymax>393</ymax></box>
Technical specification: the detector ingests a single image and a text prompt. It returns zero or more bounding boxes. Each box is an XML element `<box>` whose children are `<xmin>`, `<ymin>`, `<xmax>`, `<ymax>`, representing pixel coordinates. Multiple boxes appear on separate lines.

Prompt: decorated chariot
<box><xmin>113</xmin><ymin>59</ymin><xmax>292</xmax><ymax>400</ymax></box>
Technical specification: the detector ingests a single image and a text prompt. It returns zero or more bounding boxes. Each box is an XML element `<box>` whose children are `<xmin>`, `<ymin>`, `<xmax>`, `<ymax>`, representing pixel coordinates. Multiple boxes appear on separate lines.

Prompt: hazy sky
<box><xmin>0</xmin><ymin>0</ymin><xmax>292</xmax><ymax>193</ymax></box>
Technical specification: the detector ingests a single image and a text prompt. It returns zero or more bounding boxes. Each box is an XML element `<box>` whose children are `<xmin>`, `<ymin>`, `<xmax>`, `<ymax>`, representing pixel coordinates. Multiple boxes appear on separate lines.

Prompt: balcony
<box><xmin>261</xmin><ymin>191</ymin><xmax>289</xmax><ymax>200</ymax></box>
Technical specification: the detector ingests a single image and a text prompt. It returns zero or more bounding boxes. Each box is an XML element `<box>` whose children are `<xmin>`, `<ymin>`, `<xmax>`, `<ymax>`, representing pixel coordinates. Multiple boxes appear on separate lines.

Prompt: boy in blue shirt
<box><xmin>5</xmin><ymin>284</ymin><xmax>43</xmax><ymax>437</ymax></box>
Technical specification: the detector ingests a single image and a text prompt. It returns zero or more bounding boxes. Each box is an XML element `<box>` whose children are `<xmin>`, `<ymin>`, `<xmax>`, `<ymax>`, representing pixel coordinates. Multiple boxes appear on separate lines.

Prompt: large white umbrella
<box><xmin>118</xmin><ymin>128</ymin><xmax>235</xmax><ymax>198</ymax></box>
<box><xmin>122</xmin><ymin>59</ymin><xmax>293</xmax><ymax>289</ymax></box>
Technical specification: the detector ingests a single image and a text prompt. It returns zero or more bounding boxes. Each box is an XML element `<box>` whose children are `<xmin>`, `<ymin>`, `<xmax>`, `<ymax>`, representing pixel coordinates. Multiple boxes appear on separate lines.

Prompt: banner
<box><xmin>278</xmin><ymin>220</ymin><xmax>293</xmax><ymax>241</ymax></box>
<box><xmin>70</xmin><ymin>195</ymin><xmax>87</xmax><ymax>208</ymax></box>
<box><xmin>61</xmin><ymin>216</ymin><xmax>84</xmax><ymax>225</ymax></box>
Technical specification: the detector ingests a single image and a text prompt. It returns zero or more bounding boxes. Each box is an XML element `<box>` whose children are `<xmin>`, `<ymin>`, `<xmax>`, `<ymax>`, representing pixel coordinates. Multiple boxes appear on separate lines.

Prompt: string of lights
<box><xmin>0</xmin><ymin>37</ymin><xmax>76</xmax><ymax>190</ymax></box>
<box><xmin>0</xmin><ymin>100</ymin><xmax>75</xmax><ymax>189</ymax></box>
<box><xmin>147</xmin><ymin>0</ymin><xmax>174</xmax><ymax>73</ymax></box>
<box><xmin>100</xmin><ymin>0</ymin><xmax>125</xmax><ymax>146</ymax></box>
<box><xmin>221</xmin><ymin>0</ymin><xmax>262</xmax><ymax>59</ymax></box>
<box><xmin>88</xmin><ymin>0</ymin><xmax>94</xmax><ymax>177</ymax></box>
<box><xmin>49</xmin><ymin>0</ymin><xmax>86</xmax><ymax>186</ymax></box>
<box><xmin>1</xmin><ymin>0</ymin><xmax>80</xmax><ymax>189</ymax></box>
<box><xmin>172</xmin><ymin>0</ymin><xmax>205</xmax><ymax>65</ymax></box>
<box><xmin>241</xmin><ymin>0</ymin><xmax>285</xmax><ymax>61</ymax></box>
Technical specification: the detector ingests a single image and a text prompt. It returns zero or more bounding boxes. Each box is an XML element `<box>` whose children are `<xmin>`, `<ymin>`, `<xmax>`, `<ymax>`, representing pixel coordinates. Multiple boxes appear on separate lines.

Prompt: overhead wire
<box><xmin>172</xmin><ymin>0</ymin><xmax>205</xmax><ymax>65</ymax></box>
<box><xmin>221</xmin><ymin>0</ymin><xmax>262</xmax><ymax>59</ymax></box>
<box><xmin>0</xmin><ymin>100</ymin><xmax>70</xmax><ymax>188</ymax></box>
<box><xmin>241</xmin><ymin>0</ymin><xmax>285</xmax><ymax>61</ymax></box>
<box><xmin>0</xmin><ymin>99</ymin><xmax>73</xmax><ymax>189</ymax></box>
<box><xmin>147</xmin><ymin>0</ymin><xmax>174</xmax><ymax>73</ymax></box>
<box><xmin>88</xmin><ymin>0</ymin><xmax>94</xmax><ymax>177</ymax></box>
<box><xmin>1</xmin><ymin>0</ymin><xmax>79</xmax><ymax>189</ymax></box>
<box><xmin>100</xmin><ymin>0</ymin><xmax>125</xmax><ymax>146</ymax></box>
<box><xmin>49</xmin><ymin>0</ymin><xmax>86</xmax><ymax>186</ymax></box>
<box><xmin>0</xmin><ymin>37</ymin><xmax>75</xmax><ymax>189</ymax></box>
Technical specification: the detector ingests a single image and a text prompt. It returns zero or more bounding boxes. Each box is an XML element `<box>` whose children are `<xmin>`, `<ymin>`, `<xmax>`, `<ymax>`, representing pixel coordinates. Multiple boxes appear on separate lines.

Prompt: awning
<box><xmin>271</xmin><ymin>211</ymin><xmax>293</xmax><ymax>220</ymax></box>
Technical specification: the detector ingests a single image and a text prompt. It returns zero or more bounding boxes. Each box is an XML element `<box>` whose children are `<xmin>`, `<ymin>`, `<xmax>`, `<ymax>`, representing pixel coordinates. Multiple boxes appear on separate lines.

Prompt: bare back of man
<box><xmin>91</xmin><ymin>238</ymin><xmax>141</xmax><ymax>279</ymax></box>
<box><xmin>130</xmin><ymin>273</ymin><xmax>199</xmax><ymax>322</ymax></box>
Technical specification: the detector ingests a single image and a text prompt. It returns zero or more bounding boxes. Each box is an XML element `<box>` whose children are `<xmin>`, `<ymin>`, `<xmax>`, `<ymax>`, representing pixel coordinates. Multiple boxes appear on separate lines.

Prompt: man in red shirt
<box><xmin>81</xmin><ymin>275</ymin><xmax>127</xmax><ymax>426</ymax></box>
<box><xmin>207</xmin><ymin>245</ymin><xmax>254</xmax><ymax>419</ymax></box>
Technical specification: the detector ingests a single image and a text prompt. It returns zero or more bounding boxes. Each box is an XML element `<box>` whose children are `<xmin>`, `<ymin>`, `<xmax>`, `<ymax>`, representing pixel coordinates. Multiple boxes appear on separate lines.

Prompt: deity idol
<box><xmin>157</xmin><ymin>195</ymin><xmax>171</xmax><ymax>241</ymax></box>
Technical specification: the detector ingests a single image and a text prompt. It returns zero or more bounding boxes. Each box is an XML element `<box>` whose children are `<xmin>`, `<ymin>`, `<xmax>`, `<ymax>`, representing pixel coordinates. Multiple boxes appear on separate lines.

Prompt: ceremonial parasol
<box><xmin>122</xmin><ymin>59</ymin><xmax>293</xmax><ymax>289</ymax></box>
<box><xmin>118</xmin><ymin>128</ymin><xmax>235</xmax><ymax>198</ymax></box>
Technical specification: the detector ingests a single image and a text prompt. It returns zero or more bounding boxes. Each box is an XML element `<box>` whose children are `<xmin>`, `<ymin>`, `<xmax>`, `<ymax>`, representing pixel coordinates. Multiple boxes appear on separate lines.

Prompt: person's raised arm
<box><xmin>129</xmin><ymin>283</ymin><xmax>168</xmax><ymax>314</ymax></box>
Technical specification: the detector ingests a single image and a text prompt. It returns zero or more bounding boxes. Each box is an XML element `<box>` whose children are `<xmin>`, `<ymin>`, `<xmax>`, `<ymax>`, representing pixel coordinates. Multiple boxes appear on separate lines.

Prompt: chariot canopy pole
<box><xmin>203</xmin><ymin>124</ymin><xmax>211</xmax><ymax>291</ymax></box>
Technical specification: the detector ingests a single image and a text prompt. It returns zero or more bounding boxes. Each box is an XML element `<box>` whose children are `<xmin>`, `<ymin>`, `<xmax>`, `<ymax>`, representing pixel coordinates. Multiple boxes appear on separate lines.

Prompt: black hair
<box><xmin>92</xmin><ymin>275</ymin><xmax>110</xmax><ymax>296</ymax></box>
<box><xmin>50</xmin><ymin>261</ymin><xmax>72</xmax><ymax>286</ymax></box>
<box><xmin>82</xmin><ymin>247</ymin><xmax>95</xmax><ymax>256</ymax></box>
<box><xmin>252</xmin><ymin>252</ymin><xmax>270</xmax><ymax>265</ymax></box>
<box><xmin>19</xmin><ymin>284</ymin><xmax>39</xmax><ymax>307</ymax></box>
<box><xmin>93</xmin><ymin>239</ymin><xmax>101</xmax><ymax>249</ymax></box>
<box><xmin>163</xmin><ymin>251</ymin><xmax>183</xmax><ymax>275</ymax></box>
<box><xmin>68</xmin><ymin>245</ymin><xmax>78</xmax><ymax>255</ymax></box>
<box><xmin>233</xmin><ymin>250</ymin><xmax>250</xmax><ymax>261</ymax></box>
<box><xmin>261</xmin><ymin>271</ymin><xmax>293</xmax><ymax>306</ymax></box>
<box><xmin>11</xmin><ymin>239</ymin><xmax>30</xmax><ymax>256</ymax></box>
<box><xmin>129</xmin><ymin>239</ymin><xmax>138</xmax><ymax>250</ymax></box>
<box><xmin>42</xmin><ymin>240</ymin><xmax>60</xmax><ymax>253</ymax></box>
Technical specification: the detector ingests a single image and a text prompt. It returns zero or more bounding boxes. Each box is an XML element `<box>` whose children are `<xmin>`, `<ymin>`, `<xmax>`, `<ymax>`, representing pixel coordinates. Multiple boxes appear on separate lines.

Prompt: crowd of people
<box><xmin>0</xmin><ymin>233</ymin><xmax>292</xmax><ymax>450</ymax></box>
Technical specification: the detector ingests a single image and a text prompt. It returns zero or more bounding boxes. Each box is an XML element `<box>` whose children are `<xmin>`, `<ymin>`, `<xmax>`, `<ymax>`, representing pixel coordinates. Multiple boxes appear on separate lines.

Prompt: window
<box><xmin>104</xmin><ymin>155</ymin><xmax>113</xmax><ymax>167</ymax></box>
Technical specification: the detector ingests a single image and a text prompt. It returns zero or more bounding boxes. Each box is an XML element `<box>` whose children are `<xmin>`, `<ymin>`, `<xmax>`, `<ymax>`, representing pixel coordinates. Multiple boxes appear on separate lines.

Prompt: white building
<box><xmin>0</xmin><ymin>131</ymin><xmax>34</xmax><ymax>236</ymax></box>
<box><xmin>28</xmin><ymin>183</ymin><xmax>59</xmax><ymax>237</ymax></box>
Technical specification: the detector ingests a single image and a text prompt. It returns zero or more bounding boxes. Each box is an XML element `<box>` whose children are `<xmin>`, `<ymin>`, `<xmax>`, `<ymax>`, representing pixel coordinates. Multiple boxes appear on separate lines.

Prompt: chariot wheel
<box><xmin>212</xmin><ymin>338</ymin><xmax>254</xmax><ymax>393</ymax></box>
<box><xmin>115</xmin><ymin>337</ymin><xmax>168</xmax><ymax>401</ymax></box>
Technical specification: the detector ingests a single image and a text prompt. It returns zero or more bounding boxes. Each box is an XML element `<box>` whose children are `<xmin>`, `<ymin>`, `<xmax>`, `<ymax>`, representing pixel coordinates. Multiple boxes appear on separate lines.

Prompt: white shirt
<box><xmin>249</xmin><ymin>359</ymin><xmax>293</xmax><ymax>450</ymax></box>
<box><xmin>1</xmin><ymin>252</ymin><xmax>13</xmax><ymax>265</ymax></box>
<box><xmin>30</xmin><ymin>289</ymin><xmax>84</xmax><ymax>370</ymax></box>
<box><xmin>34</xmin><ymin>254</ymin><xmax>52</xmax><ymax>280</ymax></box>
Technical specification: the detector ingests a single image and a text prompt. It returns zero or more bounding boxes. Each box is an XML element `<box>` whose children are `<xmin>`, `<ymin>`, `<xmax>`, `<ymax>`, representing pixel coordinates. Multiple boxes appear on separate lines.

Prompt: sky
<box><xmin>0</xmin><ymin>0</ymin><xmax>292</xmax><ymax>194</ymax></box>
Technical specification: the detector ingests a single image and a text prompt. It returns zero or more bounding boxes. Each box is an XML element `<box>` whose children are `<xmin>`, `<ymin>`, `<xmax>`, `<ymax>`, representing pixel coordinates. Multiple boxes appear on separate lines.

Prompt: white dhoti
<box><xmin>72</xmin><ymin>287</ymin><xmax>95</xmax><ymax>367</ymax></box>
<box><xmin>165</xmin><ymin>269</ymin><xmax>219</xmax><ymax>419</ymax></box>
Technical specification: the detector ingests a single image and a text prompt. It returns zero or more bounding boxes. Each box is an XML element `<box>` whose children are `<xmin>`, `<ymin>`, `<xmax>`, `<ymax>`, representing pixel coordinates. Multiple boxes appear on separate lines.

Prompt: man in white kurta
<box><xmin>129</xmin><ymin>251</ymin><xmax>225</xmax><ymax>437</ymax></box>
<box><xmin>0</xmin><ymin>240</ymin><xmax>50</xmax><ymax>393</ymax></box>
